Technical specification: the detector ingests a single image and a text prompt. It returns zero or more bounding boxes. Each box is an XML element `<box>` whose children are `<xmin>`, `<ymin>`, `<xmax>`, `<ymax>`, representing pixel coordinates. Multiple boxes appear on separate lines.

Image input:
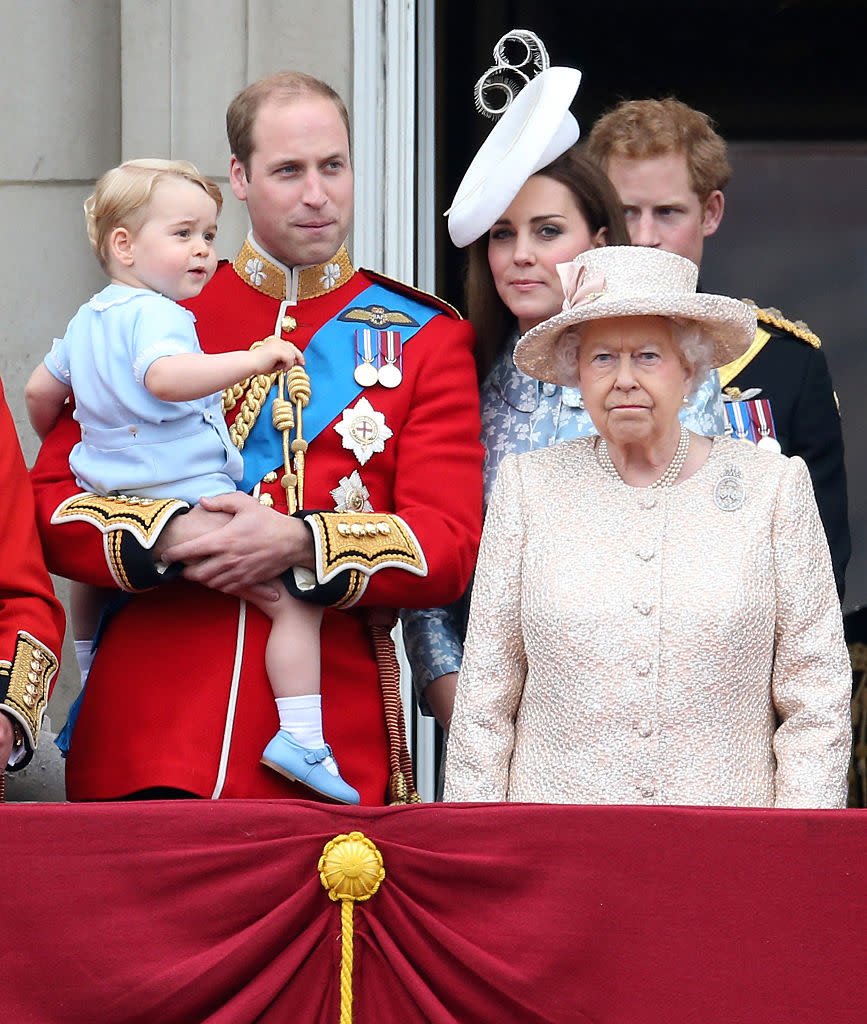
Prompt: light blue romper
<box><xmin>45</xmin><ymin>284</ymin><xmax>244</xmax><ymax>505</ymax></box>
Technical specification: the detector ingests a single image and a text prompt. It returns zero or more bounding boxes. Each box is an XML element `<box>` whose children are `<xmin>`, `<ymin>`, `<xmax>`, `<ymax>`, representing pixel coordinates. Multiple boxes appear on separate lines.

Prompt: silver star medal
<box><xmin>334</xmin><ymin>396</ymin><xmax>393</xmax><ymax>466</ymax></box>
<box><xmin>330</xmin><ymin>470</ymin><xmax>373</xmax><ymax>512</ymax></box>
<box><xmin>714</xmin><ymin>463</ymin><xmax>746</xmax><ymax>512</ymax></box>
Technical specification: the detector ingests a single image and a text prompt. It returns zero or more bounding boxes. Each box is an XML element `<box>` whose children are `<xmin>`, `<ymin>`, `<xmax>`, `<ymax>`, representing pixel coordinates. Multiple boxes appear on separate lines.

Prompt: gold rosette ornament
<box><xmin>319</xmin><ymin>832</ymin><xmax>385</xmax><ymax>1023</ymax></box>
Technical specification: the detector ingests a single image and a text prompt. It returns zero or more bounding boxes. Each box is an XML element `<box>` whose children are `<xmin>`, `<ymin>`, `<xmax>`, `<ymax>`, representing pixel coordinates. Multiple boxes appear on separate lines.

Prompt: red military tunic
<box><xmin>1</xmin><ymin>378</ymin><xmax>64</xmax><ymax>769</ymax></box>
<box><xmin>30</xmin><ymin>243</ymin><xmax>482</xmax><ymax>802</ymax></box>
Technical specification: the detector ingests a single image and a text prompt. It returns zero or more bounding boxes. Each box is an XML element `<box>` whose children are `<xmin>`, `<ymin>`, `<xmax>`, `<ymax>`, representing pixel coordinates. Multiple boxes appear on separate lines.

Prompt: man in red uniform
<box><xmin>1</xmin><ymin>380</ymin><xmax>64</xmax><ymax>786</ymax></box>
<box><xmin>30</xmin><ymin>72</ymin><xmax>483</xmax><ymax>802</ymax></box>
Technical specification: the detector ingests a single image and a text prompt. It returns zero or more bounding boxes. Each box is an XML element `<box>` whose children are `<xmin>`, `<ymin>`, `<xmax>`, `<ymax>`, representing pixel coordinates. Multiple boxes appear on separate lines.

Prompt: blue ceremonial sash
<box><xmin>239</xmin><ymin>283</ymin><xmax>439</xmax><ymax>491</ymax></box>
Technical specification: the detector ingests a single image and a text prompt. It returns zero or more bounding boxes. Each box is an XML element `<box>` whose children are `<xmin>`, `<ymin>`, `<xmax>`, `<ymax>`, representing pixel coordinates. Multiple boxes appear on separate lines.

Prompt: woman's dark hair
<box><xmin>464</xmin><ymin>147</ymin><xmax>630</xmax><ymax>381</ymax></box>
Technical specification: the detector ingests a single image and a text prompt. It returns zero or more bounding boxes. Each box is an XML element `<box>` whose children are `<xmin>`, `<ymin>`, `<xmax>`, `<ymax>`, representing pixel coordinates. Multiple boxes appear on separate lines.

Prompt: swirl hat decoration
<box><xmin>446</xmin><ymin>30</ymin><xmax>582</xmax><ymax>248</ymax></box>
<box><xmin>514</xmin><ymin>246</ymin><xmax>757</xmax><ymax>386</ymax></box>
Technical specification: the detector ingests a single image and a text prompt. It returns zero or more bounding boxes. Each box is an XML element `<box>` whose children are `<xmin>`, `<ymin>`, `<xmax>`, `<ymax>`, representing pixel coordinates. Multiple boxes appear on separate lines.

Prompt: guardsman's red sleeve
<box><xmin>1</xmin><ymin>379</ymin><xmax>65</xmax><ymax>768</ymax></box>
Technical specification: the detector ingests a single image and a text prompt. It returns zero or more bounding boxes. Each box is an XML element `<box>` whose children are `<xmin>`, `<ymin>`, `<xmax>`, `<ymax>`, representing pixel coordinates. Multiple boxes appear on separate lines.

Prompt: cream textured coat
<box><xmin>445</xmin><ymin>436</ymin><xmax>851</xmax><ymax>807</ymax></box>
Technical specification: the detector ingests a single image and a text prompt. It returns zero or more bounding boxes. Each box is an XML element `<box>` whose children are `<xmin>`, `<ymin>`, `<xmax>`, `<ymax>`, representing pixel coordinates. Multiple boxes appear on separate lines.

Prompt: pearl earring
<box><xmin>682</xmin><ymin>395</ymin><xmax>689</xmax><ymax>405</ymax></box>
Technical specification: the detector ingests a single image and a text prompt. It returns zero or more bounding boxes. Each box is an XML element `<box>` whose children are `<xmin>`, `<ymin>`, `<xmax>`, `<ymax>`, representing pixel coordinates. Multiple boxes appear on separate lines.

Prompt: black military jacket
<box><xmin>719</xmin><ymin>306</ymin><xmax>850</xmax><ymax>600</ymax></box>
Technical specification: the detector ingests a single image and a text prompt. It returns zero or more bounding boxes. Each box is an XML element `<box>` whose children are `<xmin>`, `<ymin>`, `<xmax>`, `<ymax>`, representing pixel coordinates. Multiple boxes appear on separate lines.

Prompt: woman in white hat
<box><xmin>444</xmin><ymin>245</ymin><xmax>851</xmax><ymax>807</ymax></box>
<box><xmin>403</xmin><ymin>62</ymin><xmax>725</xmax><ymax>735</ymax></box>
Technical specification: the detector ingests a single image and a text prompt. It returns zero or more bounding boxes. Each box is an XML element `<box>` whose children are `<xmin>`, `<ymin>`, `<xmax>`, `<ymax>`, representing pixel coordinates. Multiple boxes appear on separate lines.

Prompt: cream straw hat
<box><xmin>514</xmin><ymin>246</ymin><xmax>756</xmax><ymax>385</ymax></box>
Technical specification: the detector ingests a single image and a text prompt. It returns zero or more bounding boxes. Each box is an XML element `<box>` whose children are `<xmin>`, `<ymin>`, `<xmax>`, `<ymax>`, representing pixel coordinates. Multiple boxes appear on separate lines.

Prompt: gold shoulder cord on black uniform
<box><xmin>719</xmin><ymin>302</ymin><xmax>823</xmax><ymax>391</ymax></box>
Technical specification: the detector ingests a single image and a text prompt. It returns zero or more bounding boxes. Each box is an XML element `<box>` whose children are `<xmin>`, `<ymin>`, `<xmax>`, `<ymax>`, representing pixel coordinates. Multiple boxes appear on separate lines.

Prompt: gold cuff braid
<box><xmin>303</xmin><ymin>512</ymin><xmax>427</xmax><ymax>584</ymax></box>
<box><xmin>51</xmin><ymin>492</ymin><xmax>189</xmax><ymax>549</ymax></box>
<box><xmin>331</xmin><ymin>570</ymin><xmax>368</xmax><ymax>610</ymax></box>
<box><xmin>0</xmin><ymin>632</ymin><xmax>59</xmax><ymax>755</ymax></box>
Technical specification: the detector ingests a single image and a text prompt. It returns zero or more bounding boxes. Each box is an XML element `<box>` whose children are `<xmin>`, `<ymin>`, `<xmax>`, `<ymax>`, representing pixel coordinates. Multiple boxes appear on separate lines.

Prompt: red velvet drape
<box><xmin>3</xmin><ymin>801</ymin><xmax>864</xmax><ymax>1023</ymax></box>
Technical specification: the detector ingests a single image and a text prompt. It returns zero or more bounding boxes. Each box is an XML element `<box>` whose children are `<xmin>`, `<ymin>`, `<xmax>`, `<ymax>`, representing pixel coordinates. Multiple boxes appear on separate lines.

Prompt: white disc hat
<box><xmin>446</xmin><ymin>63</ymin><xmax>583</xmax><ymax>248</ymax></box>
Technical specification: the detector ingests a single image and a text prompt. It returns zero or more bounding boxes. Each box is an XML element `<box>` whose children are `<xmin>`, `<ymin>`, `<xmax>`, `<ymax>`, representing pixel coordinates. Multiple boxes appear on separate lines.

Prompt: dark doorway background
<box><xmin>433</xmin><ymin>0</ymin><xmax>867</xmax><ymax>610</ymax></box>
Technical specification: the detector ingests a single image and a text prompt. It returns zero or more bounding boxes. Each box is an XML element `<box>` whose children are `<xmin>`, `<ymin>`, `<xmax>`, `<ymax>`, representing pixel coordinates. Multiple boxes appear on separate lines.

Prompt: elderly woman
<box><xmin>444</xmin><ymin>245</ymin><xmax>851</xmax><ymax>808</ymax></box>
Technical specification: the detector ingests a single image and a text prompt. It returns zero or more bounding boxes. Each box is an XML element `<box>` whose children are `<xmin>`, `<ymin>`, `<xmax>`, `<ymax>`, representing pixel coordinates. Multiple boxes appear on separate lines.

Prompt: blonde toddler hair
<box><xmin>84</xmin><ymin>158</ymin><xmax>223</xmax><ymax>272</ymax></box>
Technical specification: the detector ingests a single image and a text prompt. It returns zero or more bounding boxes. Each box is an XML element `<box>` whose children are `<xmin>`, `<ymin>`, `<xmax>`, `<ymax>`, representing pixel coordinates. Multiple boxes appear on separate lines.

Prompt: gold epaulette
<box><xmin>741</xmin><ymin>299</ymin><xmax>822</xmax><ymax>348</ymax></box>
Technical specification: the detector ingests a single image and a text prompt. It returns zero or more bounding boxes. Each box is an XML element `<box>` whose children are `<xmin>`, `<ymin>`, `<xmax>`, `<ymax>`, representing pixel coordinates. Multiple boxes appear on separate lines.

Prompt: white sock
<box><xmin>275</xmin><ymin>695</ymin><xmax>337</xmax><ymax>775</ymax></box>
<box><xmin>74</xmin><ymin>639</ymin><xmax>95</xmax><ymax>686</ymax></box>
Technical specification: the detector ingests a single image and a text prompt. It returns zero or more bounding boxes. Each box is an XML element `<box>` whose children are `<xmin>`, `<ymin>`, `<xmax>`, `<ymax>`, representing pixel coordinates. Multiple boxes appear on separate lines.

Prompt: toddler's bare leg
<box><xmin>252</xmin><ymin>586</ymin><xmax>359</xmax><ymax>803</ymax></box>
<box><xmin>70</xmin><ymin>581</ymin><xmax>117</xmax><ymax>686</ymax></box>
<box><xmin>245</xmin><ymin>583</ymin><xmax>323</xmax><ymax>698</ymax></box>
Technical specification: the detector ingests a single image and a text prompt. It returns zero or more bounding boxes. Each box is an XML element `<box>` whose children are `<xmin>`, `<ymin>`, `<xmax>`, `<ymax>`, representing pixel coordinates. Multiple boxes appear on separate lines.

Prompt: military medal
<box><xmin>377</xmin><ymin>331</ymin><xmax>403</xmax><ymax>388</ymax></box>
<box><xmin>727</xmin><ymin>400</ymin><xmax>755</xmax><ymax>442</ymax></box>
<box><xmin>354</xmin><ymin>329</ymin><xmax>380</xmax><ymax>387</ymax></box>
<box><xmin>752</xmin><ymin>399</ymin><xmax>781</xmax><ymax>453</ymax></box>
<box><xmin>334</xmin><ymin>396</ymin><xmax>393</xmax><ymax>466</ymax></box>
<box><xmin>330</xmin><ymin>470</ymin><xmax>373</xmax><ymax>512</ymax></box>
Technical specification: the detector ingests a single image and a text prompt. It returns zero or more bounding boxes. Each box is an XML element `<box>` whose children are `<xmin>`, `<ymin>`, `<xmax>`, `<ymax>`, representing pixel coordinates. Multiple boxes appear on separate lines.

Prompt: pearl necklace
<box><xmin>597</xmin><ymin>424</ymin><xmax>690</xmax><ymax>489</ymax></box>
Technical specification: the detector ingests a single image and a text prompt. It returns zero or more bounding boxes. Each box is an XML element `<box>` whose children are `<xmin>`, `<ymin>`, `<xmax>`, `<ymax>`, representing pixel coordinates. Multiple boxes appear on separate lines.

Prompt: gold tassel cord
<box><xmin>319</xmin><ymin>832</ymin><xmax>385</xmax><ymax>1024</ymax></box>
<box><xmin>271</xmin><ymin>373</ymin><xmax>297</xmax><ymax>514</ymax></box>
<box><xmin>287</xmin><ymin>366</ymin><xmax>311</xmax><ymax>510</ymax></box>
<box><xmin>340</xmin><ymin>902</ymin><xmax>354</xmax><ymax>1019</ymax></box>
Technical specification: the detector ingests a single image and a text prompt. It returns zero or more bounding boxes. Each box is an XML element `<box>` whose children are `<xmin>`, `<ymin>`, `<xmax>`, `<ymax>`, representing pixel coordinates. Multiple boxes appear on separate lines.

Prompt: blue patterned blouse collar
<box><xmin>482</xmin><ymin>328</ymin><xmax>584</xmax><ymax>409</ymax></box>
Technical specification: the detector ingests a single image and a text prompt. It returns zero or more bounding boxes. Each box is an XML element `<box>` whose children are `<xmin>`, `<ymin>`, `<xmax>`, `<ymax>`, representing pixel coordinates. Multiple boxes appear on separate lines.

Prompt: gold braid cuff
<box><xmin>51</xmin><ymin>492</ymin><xmax>189</xmax><ymax>549</ymax></box>
<box><xmin>52</xmin><ymin>492</ymin><xmax>189</xmax><ymax>592</ymax></box>
<box><xmin>331</xmin><ymin>570</ymin><xmax>368</xmax><ymax>610</ymax></box>
<box><xmin>0</xmin><ymin>632</ymin><xmax>59</xmax><ymax>769</ymax></box>
<box><xmin>302</xmin><ymin>512</ymin><xmax>428</xmax><ymax>585</ymax></box>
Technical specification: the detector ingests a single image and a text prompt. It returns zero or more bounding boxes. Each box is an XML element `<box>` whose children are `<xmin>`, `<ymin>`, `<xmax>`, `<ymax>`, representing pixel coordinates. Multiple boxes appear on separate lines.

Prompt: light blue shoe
<box><xmin>261</xmin><ymin>731</ymin><xmax>360</xmax><ymax>805</ymax></box>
